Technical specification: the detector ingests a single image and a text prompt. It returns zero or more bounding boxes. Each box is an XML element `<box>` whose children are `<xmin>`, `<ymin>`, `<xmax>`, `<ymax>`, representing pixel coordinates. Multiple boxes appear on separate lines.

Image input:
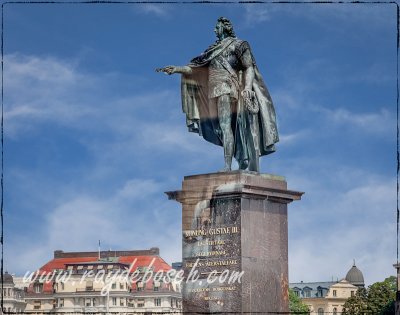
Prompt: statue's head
<box><xmin>215</xmin><ymin>17</ymin><xmax>236</xmax><ymax>40</ymax></box>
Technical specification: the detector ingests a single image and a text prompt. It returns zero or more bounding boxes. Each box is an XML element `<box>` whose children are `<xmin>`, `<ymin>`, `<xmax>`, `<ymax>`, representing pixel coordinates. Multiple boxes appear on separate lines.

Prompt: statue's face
<box><xmin>214</xmin><ymin>22</ymin><xmax>224</xmax><ymax>40</ymax></box>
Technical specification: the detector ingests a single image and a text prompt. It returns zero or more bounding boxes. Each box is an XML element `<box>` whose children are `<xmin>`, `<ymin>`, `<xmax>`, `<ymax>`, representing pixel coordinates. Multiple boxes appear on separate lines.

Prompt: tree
<box><xmin>342</xmin><ymin>287</ymin><xmax>368</xmax><ymax>315</ymax></box>
<box><xmin>289</xmin><ymin>288</ymin><xmax>310</xmax><ymax>314</ymax></box>
<box><xmin>367</xmin><ymin>276</ymin><xmax>396</xmax><ymax>315</ymax></box>
<box><xmin>342</xmin><ymin>276</ymin><xmax>396</xmax><ymax>315</ymax></box>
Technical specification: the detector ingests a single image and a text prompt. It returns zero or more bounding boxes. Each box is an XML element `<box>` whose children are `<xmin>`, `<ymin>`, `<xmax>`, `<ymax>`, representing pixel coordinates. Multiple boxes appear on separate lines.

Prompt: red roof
<box><xmin>39</xmin><ymin>255</ymin><xmax>171</xmax><ymax>273</ymax></box>
<box><xmin>39</xmin><ymin>257</ymin><xmax>96</xmax><ymax>273</ymax></box>
<box><xmin>27</xmin><ymin>251</ymin><xmax>173</xmax><ymax>295</ymax></box>
<box><xmin>119</xmin><ymin>255</ymin><xmax>171</xmax><ymax>272</ymax></box>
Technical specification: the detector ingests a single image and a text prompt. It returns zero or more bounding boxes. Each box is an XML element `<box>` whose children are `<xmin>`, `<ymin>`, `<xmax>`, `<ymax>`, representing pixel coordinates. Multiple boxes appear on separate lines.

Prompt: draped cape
<box><xmin>181</xmin><ymin>37</ymin><xmax>279</xmax><ymax>165</ymax></box>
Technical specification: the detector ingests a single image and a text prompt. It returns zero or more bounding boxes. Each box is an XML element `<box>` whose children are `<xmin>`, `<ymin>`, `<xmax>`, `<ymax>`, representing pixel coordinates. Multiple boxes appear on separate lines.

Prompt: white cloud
<box><xmin>242</xmin><ymin>5</ymin><xmax>273</xmax><ymax>27</ymax></box>
<box><xmin>317</xmin><ymin>107</ymin><xmax>395</xmax><ymax>135</ymax></box>
<box><xmin>287</xmin><ymin>166</ymin><xmax>396</xmax><ymax>285</ymax></box>
<box><xmin>241</xmin><ymin>4</ymin><xmax>394</xmax><ymax>30</ymax></box>
<box><xmin>133</xmin><ymin>3</ymin><xmax>169</xmax><ymax>17</ymax></box>
<box><xmin>6</xmin><ymin>177</ymin><xmax>182</xmax><ymax>274</ymax></box>
<box><xmin>4</xmin><ymin>53</ymin><xmax>202</xmax><ymax>154</ymax></box>
<box><xmin>116</xmin><ymin>179</ymin><xmax>160</xmax><ymax>200</ymax></box>
<box><xmin>4</xmin><ymin>54</ymin><xmax>98</xmax><ymax>136</ymax></box>
<box><xmin>279</xmin><ymin>130</ymin><xmax>310</xmax><ymax>146</ymax></box>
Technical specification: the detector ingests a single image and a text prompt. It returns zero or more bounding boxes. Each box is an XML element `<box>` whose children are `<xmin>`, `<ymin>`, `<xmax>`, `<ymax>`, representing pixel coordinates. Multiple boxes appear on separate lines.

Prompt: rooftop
<box><xmin>39</xmin><ymin>247</ymin><xmax>171</xmax><ymax>273</ymax></box>
<box><xmin>289</xmin><ymin>281</ymin><xmax>337</xmax><ymax>298</ymax></box>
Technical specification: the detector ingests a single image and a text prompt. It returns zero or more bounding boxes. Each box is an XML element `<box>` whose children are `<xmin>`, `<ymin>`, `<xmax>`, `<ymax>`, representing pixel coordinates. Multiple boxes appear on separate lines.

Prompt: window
<box><xmin>317</xmin><ymin>308</ymin><xmax>324</xmax><ymax>315</ymax></box>
<box><xmin>111</xmin><ymin>283</ymin><xmax>116</xmax><ymax>289</ymax></box>
<box><xmin>33</xmin><ymin>301</ymin><xmax>41</xmax><ymax>310</ymax></box>
<box><xmin>137</xmin><ymin>299</ymin><xmax>145</xmax><ymax>307</ymax></box>
<box><xmin>112</xmin><ymin>297</ymin><xmax>117</xmax><ymax>306</ymax></box>
<box><xmin>120</xmin><ymin>298</ymin><xmax>125</xmax><ymax>306</ymax></box>
<box><xmin>303</xmin><ymin>288</ymin><xmax>311</xmax><ymax>298</ymax></box>
<box><xmin>85</xmin><ymin>298</ymin><xmax>91</xmax><ymax>307</ymax></box>
<box><xmin>333</xmin><ymin>290</ymin><xmax>337</xmax><ymax>297</ymax></box>
<box><xmin>154</xmin><ymin>298</ymin><xmax>161</xmax><ymax>307</ymax></box>
<box><xmin>120</xmin><ymin>283</ymin><xmax>124</xmax><ymax>290</ymax></box>
<box><xmin>351</xmin><ymin>290</ymin><xmax>355</xmax><ymax>297</ymax></box>
<box><xmin>86</xmin><ymin>281</ymin><xmax>93</xmax><ymax>291</ymax></box>
<box><xmin>294</xmin><ymin>290</ymin><xmax>300</xmax><ymax>297</ymax></box>
<box><xmin>59</xmin><ymin>298</ymin><xmax>64</xmax><ymax>308</ymax></box>
<box><xmin>61</xmin><ymin>282</ymin><xmax>65</xmax><ymax>290</ymax></box>
<box><xmin>154</xmin><ymin>286</ymin><xmax>159</xmax><ymax>291</ymax></box>
<box><xmin>333</xmin><ymin>307</ymin><xmax>337</xmax><ymax>315</ymax></box>
<box><xmin>92</xmin><ymin>298</ymin><xmax>96</xmax><ymax>306</ymax></box>
<box><xmin>34</xmin><ymin>283</ymin><xmax>43</xmax><ymax>293</ymax></box>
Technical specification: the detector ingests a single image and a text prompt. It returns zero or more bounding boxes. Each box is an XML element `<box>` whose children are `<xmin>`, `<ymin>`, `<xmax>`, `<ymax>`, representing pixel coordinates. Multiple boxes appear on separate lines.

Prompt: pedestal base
<box><xmin>166</xmin><ymin>171</ymin><xmax>303</xmax><ymax>314</ymax></box>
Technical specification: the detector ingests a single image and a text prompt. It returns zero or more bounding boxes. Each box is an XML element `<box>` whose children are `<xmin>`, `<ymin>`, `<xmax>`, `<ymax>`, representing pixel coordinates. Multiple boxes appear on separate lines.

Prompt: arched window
<box><xmin>333</xmin><ymin>307</ymin><xmax>337</xmax><ymax>315</ymax></box>
<box><xmin>318</xmin><ymin>308</ymin><xmax>324</xmax><ymax>315</ymax></box>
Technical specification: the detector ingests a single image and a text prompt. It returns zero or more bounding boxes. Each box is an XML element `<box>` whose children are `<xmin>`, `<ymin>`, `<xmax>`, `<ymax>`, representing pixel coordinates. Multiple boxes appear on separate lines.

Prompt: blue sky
<box><xmin>3</xmin><ymin>2</ymin><xmax>397</xmax><ymax>286</ymax></box>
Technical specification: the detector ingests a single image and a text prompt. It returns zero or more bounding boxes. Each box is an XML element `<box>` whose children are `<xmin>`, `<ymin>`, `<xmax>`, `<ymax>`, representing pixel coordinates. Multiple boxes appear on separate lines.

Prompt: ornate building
<box><xmin>1</xmin><ymin>272</ymin><xmax>26</xmax><ymax>314</ymax></box>
<box><xmin>22</xmin><ymin>248</ymin><xmax>182</xmax><ymax>314</ymax></box>
<box><xmin>289</xmin><ymin>262</ymin><xmax>365</xmax><ymax>315</ymax></box>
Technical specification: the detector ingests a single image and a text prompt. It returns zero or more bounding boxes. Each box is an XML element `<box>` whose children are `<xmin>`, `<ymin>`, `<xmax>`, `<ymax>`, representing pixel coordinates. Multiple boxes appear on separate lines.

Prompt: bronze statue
<box><xmin>157</xmin><ymin>17</ymin><xmax>278</xmax><ymax>173</ymax></box>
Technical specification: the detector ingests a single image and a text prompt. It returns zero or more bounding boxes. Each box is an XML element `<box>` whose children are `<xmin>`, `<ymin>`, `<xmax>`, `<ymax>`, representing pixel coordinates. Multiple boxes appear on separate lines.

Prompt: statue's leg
<box><xmin>247</xmin><ymin>114</ymin><xmax>260</xmax><ymax>173</ymax></box>
<box><xmin>217</xmin><ymin>94</ymin><xmax>234</xmax><ymax>171</ymax></box>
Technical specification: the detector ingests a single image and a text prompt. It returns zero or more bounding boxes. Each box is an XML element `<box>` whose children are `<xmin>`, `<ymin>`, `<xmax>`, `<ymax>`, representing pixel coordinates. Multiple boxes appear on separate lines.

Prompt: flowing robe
<box><xmin>181</xmin><ymin>37</ymin><xmax>279</xmax><ymax>169</ymax></box>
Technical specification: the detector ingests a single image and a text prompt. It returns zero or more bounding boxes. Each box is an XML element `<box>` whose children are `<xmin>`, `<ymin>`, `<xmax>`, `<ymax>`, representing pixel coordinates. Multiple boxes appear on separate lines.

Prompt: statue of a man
<box><xmin>158</xmin><ymin>17</ymin><xmax>278</xmax><ymax>173</ymax></box>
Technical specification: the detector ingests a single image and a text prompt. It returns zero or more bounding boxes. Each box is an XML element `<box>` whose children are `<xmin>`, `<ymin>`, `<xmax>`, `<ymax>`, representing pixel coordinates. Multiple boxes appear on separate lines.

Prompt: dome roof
<box><xmin>345</xmin><ymin>261</ymin><xmax>365</xmax><ymax>287</ymax></box>
<box><xmin>2</xmin><ymin>272</ymin><xmax>14</xmax><ymax>284</ymax></box>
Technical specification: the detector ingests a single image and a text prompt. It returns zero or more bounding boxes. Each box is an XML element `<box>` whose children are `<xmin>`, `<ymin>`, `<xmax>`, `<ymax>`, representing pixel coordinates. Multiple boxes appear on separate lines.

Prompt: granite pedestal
<box><xmin>166</xmin><ymin>171</ymin><xmax>303</xmax><ymax>314</ymax></box>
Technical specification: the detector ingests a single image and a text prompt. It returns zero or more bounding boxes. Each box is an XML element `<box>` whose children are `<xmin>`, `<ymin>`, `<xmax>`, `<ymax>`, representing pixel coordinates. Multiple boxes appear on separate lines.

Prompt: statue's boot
<box><xmin>239</xmin><ymin>159</ymin><xmax>249</xmax><ymax>170</ymax></box>
<box><xmin>219</xmin><ymin>155</ymin><xmax>232</xmax><ymax>172</ymax></box>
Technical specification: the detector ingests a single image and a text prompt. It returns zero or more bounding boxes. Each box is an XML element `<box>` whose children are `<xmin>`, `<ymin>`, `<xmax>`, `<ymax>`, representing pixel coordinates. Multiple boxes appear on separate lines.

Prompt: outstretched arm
<box><xmin>156</xmin><ymin>65</ymin><xmax>193</xmax><ymax>75</ymax></box>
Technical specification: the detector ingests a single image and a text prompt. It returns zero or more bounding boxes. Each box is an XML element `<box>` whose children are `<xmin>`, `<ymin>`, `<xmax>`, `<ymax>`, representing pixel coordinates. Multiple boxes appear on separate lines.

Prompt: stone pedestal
<box><xmin>166</xmin><ymin>171</ymin><xmax>303</xmax><ymax>314</ymax></box>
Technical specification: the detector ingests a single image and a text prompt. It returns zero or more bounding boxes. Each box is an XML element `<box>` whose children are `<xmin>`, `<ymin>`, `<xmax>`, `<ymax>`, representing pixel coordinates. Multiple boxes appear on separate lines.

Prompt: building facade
<box><xmin>290</xmin><ymin>279</ymin><xmax>359</xmax><ymax>314</ymax></box>
<box><xmin>22</xmin><ymin>248</ymin><xmax>182</xmax><ymax>314</ymax></box>
<box><xmin>289</xmin><ymin>262</ymin><xmax>365</xmax><ymax>315</ymax></box>
<box><xmin>1</xmin><ymin>272</ymin><xmax>26</xmax><ymax>314</ymax></box>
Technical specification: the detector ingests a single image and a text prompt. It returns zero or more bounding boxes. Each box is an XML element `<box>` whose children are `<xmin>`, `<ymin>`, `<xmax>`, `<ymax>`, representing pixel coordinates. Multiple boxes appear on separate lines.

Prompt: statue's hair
<box><xmin>217</xmin><ymin>17</ymin><xmax>236</xmax><ymax>38</ymax></box>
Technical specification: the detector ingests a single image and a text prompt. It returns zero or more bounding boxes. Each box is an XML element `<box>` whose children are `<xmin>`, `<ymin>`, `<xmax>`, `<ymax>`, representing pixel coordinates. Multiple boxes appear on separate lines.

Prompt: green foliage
<box><xmin>342</xmin><ymin>276</ymin><xmax>396</xmax><ymax>315</ymax></box>
<box><xmin>342</xmin><ymin>288</ymin><xmax>368</xmax><ymax>315</ymax></box>
<box><xmin>289</xmin><ymin>288</ymin><xmax>310</xmax><ymax>314</ymax></box>
<box><xmin>368</xmin><ymin>276</ymin><xmax>396</xmax><ymax>315</ymax></box>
